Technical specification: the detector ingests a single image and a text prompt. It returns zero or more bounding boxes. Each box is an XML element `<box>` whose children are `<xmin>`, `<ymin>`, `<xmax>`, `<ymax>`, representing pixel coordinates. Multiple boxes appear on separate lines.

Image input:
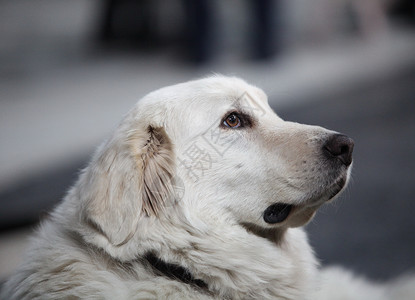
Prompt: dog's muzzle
<box><xmin>263</xmin><ymin>134</ymin><xmax>354</xmax><ymax>225</ymax></box>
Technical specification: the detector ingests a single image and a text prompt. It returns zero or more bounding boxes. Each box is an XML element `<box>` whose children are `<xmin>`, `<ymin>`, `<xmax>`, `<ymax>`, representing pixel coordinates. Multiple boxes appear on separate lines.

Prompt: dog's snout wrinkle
<box><xmin>323</xmin><ymin>134</ymin><xmax>354</xmax><ymax>166</ymax></box>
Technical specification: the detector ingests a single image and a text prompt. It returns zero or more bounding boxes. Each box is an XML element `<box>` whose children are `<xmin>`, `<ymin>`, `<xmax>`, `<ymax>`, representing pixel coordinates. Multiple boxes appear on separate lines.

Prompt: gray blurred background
<box><xmin>1</xmin><ymin>0</ymin><xmax>415</xmax><ymax>286</ymax></box>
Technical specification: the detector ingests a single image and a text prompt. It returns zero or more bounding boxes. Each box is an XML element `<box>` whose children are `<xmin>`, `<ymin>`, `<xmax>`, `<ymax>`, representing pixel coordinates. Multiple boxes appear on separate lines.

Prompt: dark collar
<box><xmin>144</xmin><ymin>252</ymin><xmax>208</xmax><ymax>291</ymax></box>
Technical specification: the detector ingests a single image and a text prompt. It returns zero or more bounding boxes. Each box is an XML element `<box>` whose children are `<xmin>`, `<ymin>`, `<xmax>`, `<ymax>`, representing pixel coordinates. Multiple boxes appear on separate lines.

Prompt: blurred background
<box><xmin>1</xmin><ymin>0</ymin><xmax>415</xmax><ymax>286</ymax></box>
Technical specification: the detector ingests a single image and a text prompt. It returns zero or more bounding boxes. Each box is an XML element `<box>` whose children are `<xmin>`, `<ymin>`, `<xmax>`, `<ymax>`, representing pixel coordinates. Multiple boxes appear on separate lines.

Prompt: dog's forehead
<box><xmin>197</xmin><ymin>76</ymin><xmax>267</xmax><ymax>103</ymax></box>
<box><xmin>139</xmin><ymin>76</ymin><xmax>266</xmax><ymax>107</ymax></box>
<box><xmin>178</xmin><ymin>77</ymin><xmax>268</xmax><ymax>111</ymax></box>
<box><xmin>132</xmin><ymin>76</ymin><xmax>271</xmax><ymax>133</ymax></box>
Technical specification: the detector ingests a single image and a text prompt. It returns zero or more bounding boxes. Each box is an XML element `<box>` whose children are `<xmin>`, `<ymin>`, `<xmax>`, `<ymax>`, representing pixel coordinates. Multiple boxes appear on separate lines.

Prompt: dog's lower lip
<box><xmin>328</xmin><ymin>176</ymin><xmax>346</xmax><ymax>199</ymax></box>
<box><xmin>263</xmin><ymin>203</ymin><xmax>293</xmax><ymax>224</ymax></box>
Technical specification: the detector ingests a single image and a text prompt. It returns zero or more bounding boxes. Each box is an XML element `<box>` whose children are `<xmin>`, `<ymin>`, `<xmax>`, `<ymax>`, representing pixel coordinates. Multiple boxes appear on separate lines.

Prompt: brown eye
<box><xmin>224</xmin><ymin>113</ymin><xmax>241</xmax><ymax>128</ymax></box>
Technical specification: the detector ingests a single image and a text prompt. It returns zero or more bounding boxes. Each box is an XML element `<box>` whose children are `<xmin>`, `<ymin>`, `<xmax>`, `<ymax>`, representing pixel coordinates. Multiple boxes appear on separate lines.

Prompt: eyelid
<box><xmin>221</xmin><ymin>111</ymin><xmax>252</xmax><ymax>128</ymax></box>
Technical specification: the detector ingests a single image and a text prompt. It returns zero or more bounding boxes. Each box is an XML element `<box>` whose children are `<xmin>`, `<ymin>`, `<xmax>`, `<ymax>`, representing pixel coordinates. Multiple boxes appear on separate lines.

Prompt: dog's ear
<box><xmin>129</xmin><ymin>125</ymin><xmax>176</xmax><ymax>217</ymax></box>
<box><xmin>81</xmin><ymin>123</ymin><xmax>175</xmax><ymax>247</ymax></box>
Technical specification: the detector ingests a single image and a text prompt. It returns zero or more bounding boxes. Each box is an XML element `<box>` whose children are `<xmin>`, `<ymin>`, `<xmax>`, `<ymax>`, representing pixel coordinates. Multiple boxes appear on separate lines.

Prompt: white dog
<box><xmin>1</xmin><ymin>76</ymin><xmax>413</xmax><ymax>299</ymax></box>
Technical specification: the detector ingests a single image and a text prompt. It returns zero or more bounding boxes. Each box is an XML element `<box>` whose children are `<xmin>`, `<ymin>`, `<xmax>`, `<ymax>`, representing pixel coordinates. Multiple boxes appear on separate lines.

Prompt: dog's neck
<box><xmin>143</xmin><ymin>252</ymin><xmax>209</xmax><ymax>291</ymax></box>
<box><xmin>240</xmin><ymin>222</ymin><xmax>287</xmax><ymax>244</ymax></box>
<box><xmin>136</xmin><ymin>215</ymin><xmax>319</xmax><ymax>299</ymax></box>
<box><xmin>70</xmin><ymin>201</ymin><xmax>318</xmax><ymax>299</ymax></box>
<box><xmin>140</xmin><ymin>223</ymin><xmax>292</xmax><ymax>297</ymax></box>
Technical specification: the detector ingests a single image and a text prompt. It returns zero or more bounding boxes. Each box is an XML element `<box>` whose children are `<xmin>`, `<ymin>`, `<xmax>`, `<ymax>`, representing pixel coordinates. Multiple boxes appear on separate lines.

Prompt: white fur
<box><xmin>2</xmin><ymin>76</ymin><xmax>414</xmax><ymax>299</ymax></box>
<box><xmin>316</xmin><ymin>266</ymin><xmax>415</xmax><ymax>300</ymax></box>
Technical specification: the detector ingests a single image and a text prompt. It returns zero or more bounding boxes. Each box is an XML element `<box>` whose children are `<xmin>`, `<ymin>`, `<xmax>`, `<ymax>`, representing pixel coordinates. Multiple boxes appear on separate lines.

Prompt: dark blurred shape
<box><xmin>100</xmin><ymin>0</ymin><xmax>161</xmax><ymax>49</ymax></box>
<box><xmin>183</xmin><ymin>0</ymin><xmax>281</xmax><ymax>63</ymax></box>
<box><xmin>0</xmin><ymin>158</ymin><xmax>87</xmax><ymax>232</ymax></box>
<box><xmin>98</xmin><ymin>0</ymin><xmax>281</xmax><ymax>63</ymax></box>
<box><xmin>183</xmin><ymin>0</ymin><xmax>214</xmax><ymax>63</ymax></box>
<box><xmin>389</xmin><ymin>0</ymin><xmax>415</xmax><ymax>25</ymax></box>
<box><xmin>249</xmin><ymin>0</ymin><xmax>281</xmax><ymax>60</ymax></box>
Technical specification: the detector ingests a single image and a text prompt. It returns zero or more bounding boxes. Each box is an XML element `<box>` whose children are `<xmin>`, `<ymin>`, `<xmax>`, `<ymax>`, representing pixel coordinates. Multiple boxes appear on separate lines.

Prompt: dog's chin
<box><xmin>263</xmin><ymin>174</ymin><xmax>348</xmax><ymax>227</ymax></box>
<box><xmin>241</xmin><ymin>174</ymin><xmax>349</xmax><ymax>242</ymax></box>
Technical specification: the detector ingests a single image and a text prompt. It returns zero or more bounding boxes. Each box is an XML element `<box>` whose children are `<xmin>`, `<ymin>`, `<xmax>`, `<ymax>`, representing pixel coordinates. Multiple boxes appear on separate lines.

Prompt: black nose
<box><xmin>323</xmin><ymin>134</ymin><xmax>354</xmax><ymax>166</ymax></box>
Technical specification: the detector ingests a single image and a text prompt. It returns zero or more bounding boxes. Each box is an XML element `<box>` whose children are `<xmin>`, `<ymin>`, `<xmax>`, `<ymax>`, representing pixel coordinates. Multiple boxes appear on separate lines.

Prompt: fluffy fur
<box><xmin>1</xmin><ymin>76</ymin><xmax>413</xmax><ymax>299</ymax></box>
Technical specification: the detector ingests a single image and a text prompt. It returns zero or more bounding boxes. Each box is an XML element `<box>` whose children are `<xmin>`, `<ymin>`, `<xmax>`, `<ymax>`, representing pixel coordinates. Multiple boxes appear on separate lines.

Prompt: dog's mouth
<box><xmin>263</xmin><ymin>175</ymin><xmax>347</xmax><ymax>224</ymax></box>
<box><xmin>328</xmin><ymin>176</ymin><xmax>347</xmax><ymax>199</ymax></box>
<box><xmin>263</xmin><ymin>203</ymin><xmax>293</xmax><ymax>224</ymax></box>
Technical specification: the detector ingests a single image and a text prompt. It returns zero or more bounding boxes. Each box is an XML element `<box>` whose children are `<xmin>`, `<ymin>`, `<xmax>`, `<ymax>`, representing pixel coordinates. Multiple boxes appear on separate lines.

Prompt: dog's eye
<box><xmin>224</xmin><ymin>113</ymin><xmax>241</xmax><ymax>128</ymax></box>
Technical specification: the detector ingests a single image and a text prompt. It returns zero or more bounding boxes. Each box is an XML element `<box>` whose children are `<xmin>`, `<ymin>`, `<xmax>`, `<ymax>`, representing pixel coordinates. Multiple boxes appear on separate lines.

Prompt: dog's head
<box><xmin>76</xmin><ymin>76</ymin><xmax>353</xmax><ymax>255</ymax></box>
